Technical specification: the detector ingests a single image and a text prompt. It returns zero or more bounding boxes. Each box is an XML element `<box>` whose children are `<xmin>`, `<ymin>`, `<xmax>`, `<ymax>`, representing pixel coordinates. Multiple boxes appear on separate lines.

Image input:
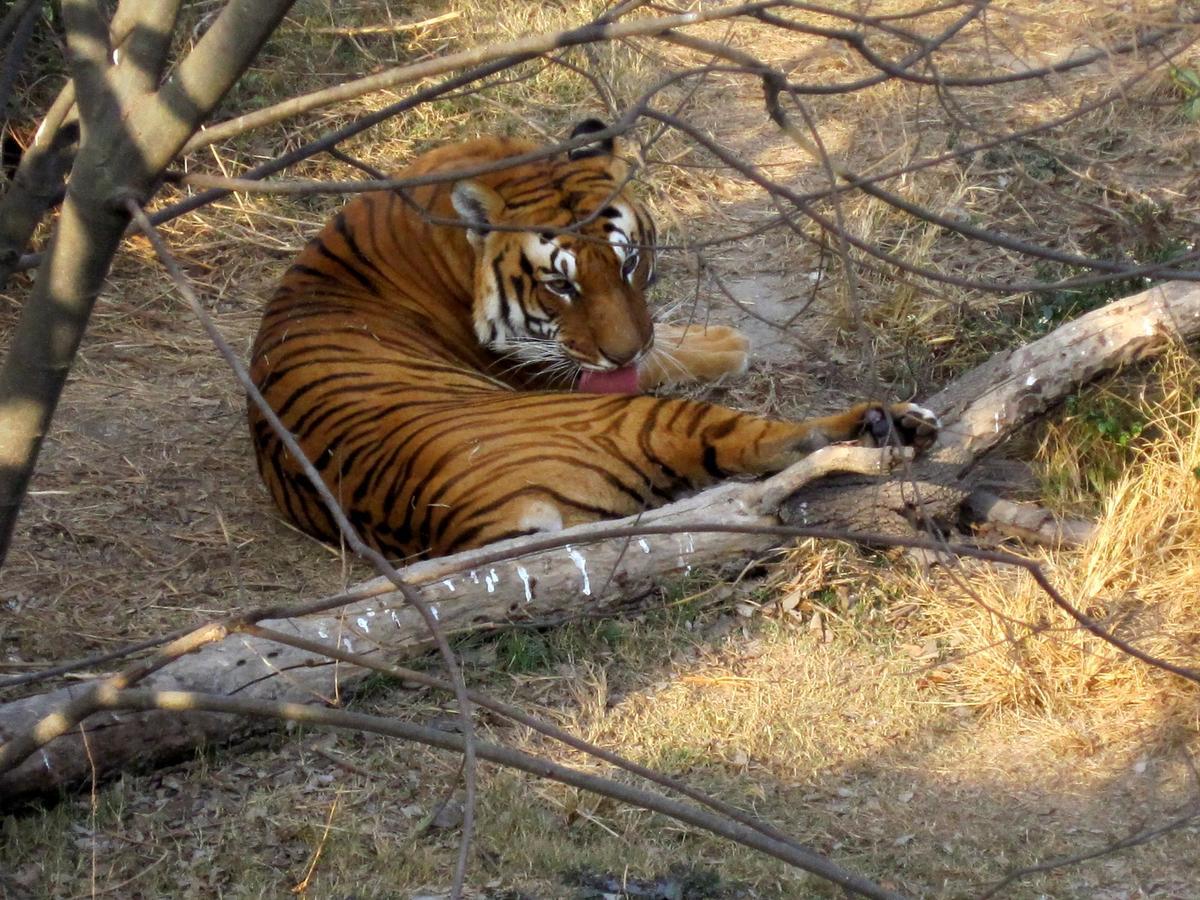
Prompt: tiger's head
<box><xmin>450</xmin><ymin>120</ymin><xmax>657</xmax><ymax>383</ymax></box>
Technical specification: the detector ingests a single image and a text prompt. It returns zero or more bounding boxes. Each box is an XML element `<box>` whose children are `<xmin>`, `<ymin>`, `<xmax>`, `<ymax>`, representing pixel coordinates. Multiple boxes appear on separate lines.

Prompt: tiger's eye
<box><xmin>543</xmin><ymin>277</ymin><xmax>577</xmax><ymax>298</ymax></box>
<box><xmin>621</xmin><ymin>251</ymin><xmax>639</xmax><ymax>281</ymax></box>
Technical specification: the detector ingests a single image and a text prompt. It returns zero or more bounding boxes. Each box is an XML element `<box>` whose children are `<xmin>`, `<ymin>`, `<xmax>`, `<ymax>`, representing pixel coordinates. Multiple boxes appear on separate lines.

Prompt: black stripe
<box><xmin>636</xmin><ymin>398</ymin><xmax>688</xmax><ymax>487</ymax></box>
<box><xmin>701</xmin><ymin>445</ymin><xmax>726</xmax><ymax>479</ymax></box>
<box><xmin>271</xmin><ymin>370</ymin><xmax>373</xmax><ymax>421</ymax></box>
<box><xmin>491</xmin><ymin>255</ymin><xmax>515</xmax><ymax>333</ymax></box>
<box><xmin>313</xmin><ymin>239</ymin><xmax>376</xmax><ymax>292</ymax></box>
<box><xmin>333</xmin><ymin>211</ymin><xmax>388</xmax><ymax>283</ymax></box>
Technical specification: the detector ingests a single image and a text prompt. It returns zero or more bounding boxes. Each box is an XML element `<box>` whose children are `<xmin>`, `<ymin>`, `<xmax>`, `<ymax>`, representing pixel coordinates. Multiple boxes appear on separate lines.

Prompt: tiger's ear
<box><xmin>567</xmin><ymin>118</ymin><xmax>628</xmax><ymax>181</ymax></box>
<box><xmin>451</xmin><ymin>179</ymin><xmax>504</xmax><ymax>251</ymax></box>
<box><xmin>568</xmin><ymin>118</ymin><xmax>614</xmax><ymax>160</ymax></box>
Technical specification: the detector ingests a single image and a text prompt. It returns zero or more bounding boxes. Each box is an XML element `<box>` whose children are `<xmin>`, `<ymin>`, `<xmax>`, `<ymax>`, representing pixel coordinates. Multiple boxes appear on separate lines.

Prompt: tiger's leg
<box><xmin>635</xmin><ymin>397</ymin><xmax>940</xmax><ymax>480</ymax></box>
<box><xmin>638</xmin><ymin>322</ymin><xmax>750</xmax><ymax>390</ymax></box>
<box><xmin>415</xmin><ymin>393</ymin><xmax>938</xmax><ymax>554</ymax></box>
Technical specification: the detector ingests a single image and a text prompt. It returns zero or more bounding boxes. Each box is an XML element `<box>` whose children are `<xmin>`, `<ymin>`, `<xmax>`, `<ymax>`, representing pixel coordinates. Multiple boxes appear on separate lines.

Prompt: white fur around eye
<box><xmin>525</xmin><ymin>236</ymin><xmax>578</xmax><ymax>301</ymax></box>
<box><xmin>606</xmin><ymin>203</ymin><xmax>652</xmax><ymax>286</ymax></box>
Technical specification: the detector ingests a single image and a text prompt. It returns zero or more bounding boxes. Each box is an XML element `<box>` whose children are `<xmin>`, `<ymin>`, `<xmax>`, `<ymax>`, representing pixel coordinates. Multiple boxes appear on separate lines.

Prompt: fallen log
<box><xmin>0</xmin><ymin>445</ymin><xmax>907</xmax><ymax>800</ymax></box>
<box><xmin>1</xmin><ymin>280</ymin><xmax>1197</xmax><ymax>801</ymax></box>
<box><xmin>780</xmin><ymin>279</ymin><xmax>1200</xmax><ymax>533</ymax></box>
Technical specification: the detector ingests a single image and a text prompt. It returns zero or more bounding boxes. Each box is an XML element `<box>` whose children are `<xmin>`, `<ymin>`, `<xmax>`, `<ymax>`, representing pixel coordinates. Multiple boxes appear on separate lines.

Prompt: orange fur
<box><xmin>248</xmin><ymin>125</ymin><xmax>937</xmax><ymax>558</ymax></box>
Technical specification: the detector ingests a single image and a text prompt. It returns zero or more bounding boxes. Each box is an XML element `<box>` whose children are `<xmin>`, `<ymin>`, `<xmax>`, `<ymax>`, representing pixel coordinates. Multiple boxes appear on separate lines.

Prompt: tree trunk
<box><xmin>0</xmin><ymin>0</ymin><xmax>295</xmax><ymax>565</ymax></box>
<box><xmin>1</xmin><ymin>445</ymin><xmax>911</xmax><ymax>800</ymax></box>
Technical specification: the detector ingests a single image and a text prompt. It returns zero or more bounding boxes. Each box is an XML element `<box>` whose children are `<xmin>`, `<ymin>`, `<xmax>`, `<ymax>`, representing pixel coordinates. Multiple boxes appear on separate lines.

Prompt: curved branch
<box><xmin>243</xmin><ymin>620</ymin><xmax>866</xmax><ymax>891</ymax></box>
<box><xmin>643</xmin><ymin>108</ymin><xmax>1200</xmax><ymax>292</ymax></box>
<box><xmin>761</xmin><ymin>70</ymin><xmax>1195</xmax><ymax>277</ymax></box>
<box><xmin>130</xmin><ymin>0</ymin><xmax>292</xmax><ymax>171</ymax></box>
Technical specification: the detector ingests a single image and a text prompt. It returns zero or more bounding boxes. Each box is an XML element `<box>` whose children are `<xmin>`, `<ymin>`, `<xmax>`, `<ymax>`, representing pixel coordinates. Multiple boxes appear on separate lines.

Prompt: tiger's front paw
<box><xmin>860</xmin><ymin>402</ymin><xmax>940</xmax><ymax>454</ymax></box>
<box><xmin>639</xmin><ymin>323</ymin><xmax>751</xmax><ymax>390</ymax></box>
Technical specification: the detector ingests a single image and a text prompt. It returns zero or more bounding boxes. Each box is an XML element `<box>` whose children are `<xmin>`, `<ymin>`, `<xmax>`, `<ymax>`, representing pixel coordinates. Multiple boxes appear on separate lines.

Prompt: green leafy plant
<box><xmin>494</xmin><ymin>630</ymin><xmax>555</xmax><ymax>673</ymax></box>
<box><xmin>1169</xmin><ymin>64</ymin><xmax>1200</xmax><ymax>120</ymax></box>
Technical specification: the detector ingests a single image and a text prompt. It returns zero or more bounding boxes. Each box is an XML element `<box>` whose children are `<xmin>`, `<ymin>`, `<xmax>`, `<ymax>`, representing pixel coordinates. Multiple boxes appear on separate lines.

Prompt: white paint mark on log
<box><xmin>566</xmin><ymin>545</ymin><xmax>591</xmax><ymax>595</ymax></box>
<box><xmin>442</xmin><ymin>579</ymin><xmax>456</xmax><ymax>592</ymax></box>
<box><xmin>516</xmin><ymin>565</ymin><xmax>533</xmax><ymax>602</ymax></box>
<box><xmin>675</xmin><ymin>532</ymin><xmax>696</xmax><ymax>568</ymax></box>
<box><xmin>356</xmin><ymin>616</ymin><xmax>370</xmax><ymax>632</ymax></box>
<box><xmin>638</xmin><ymin>538</ymin><xmax>651</xmax><ymax>553</ymax></box>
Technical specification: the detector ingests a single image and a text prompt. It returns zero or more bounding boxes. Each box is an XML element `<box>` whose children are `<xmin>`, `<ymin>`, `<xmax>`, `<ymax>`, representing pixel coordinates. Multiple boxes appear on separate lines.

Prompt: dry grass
<box><xmin>909</xmin><ymin>353</ymin><xmax>1200</xmax><ymax>733</ymax></box>
<box><xmin>3</xmin><ymin>0</ymin><xmax>1200</xmax><ymax>897</ymax></box>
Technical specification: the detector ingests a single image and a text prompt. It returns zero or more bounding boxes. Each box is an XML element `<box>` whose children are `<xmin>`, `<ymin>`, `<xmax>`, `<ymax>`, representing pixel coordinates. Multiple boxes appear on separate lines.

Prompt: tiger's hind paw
<box><xmin>860</xmin><ymin>403</ymin><xmax>940</xmax><ymax>454</ymax></box>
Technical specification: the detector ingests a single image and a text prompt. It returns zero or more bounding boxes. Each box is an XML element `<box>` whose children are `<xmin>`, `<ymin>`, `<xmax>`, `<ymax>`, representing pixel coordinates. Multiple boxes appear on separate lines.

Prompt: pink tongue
<box><xmin>577</xmin><ymin>365</ymin><xmax>640</xmax><ymax>394</ymax></box>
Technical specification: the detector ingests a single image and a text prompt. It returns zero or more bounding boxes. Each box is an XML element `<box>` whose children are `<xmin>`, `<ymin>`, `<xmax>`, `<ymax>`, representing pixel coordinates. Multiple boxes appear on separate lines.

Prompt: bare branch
<box><xmin>963</xmin><ymin>490</ymin><xmax>1096</xmax><ymax>547</ymax></box>
<box><xmin>0</xmin><ymin>0</ymin><xmax>39</xmax><ymax>114</ymax></box>
<box><xmin>309</xmin><ymin>10</ymin><xmax>461</xmax><ymax>37</ymax></box>
<box><xmin>60</xmin><ymin>0</ymin><xmax>118</xmax><ymax>135</ymax></box>
<box><xmin>243</xmin><ymin>620</ymin><xmax>880</xmax><ymax>891</ymax></box>
<box><xmin>0</xmin><ymin>0</ymin><xmax>177</xmax><ymax>287</ymax></box>
<box><xmin>0</xmin><ymin>0</ymin><xmax>41</xmax><ymax>50</ymax></box>
<box><xmin>108</xmin><ymin>0</ymin><xmax>182</xmax><ymax>97</ymax></box>
<box><xmin>762</xmin><ymin>66</ymin><xmax>1193</xmax><ymax>278</ymax></box>
<box><xmin>979</xmin><ymin>802</ymin><xmax>1200</xmax><ymax>898</ymax></box>
<box><xmin>757</xmin><ymin>6</ymin><xmax>1200</xmax><ymax>90</ymax></box>
<box><xmin>0</xmin><ymin>0</ymin><xmax>294</xmax><ymax>565</ymax></box>
<box><xmin>928</xmin><ymin>280</ymin><xmax>1200</xmax><ymax>456</ymax></box>
<box><xmin>644</xmin><ymin>107</ymin><xmax>1200</xmax><ymax>292</ymax></box>
<box><xmin>130</xmin><ymin>0</ymin><xmax>293</xmax><ymax>171</ymax></box>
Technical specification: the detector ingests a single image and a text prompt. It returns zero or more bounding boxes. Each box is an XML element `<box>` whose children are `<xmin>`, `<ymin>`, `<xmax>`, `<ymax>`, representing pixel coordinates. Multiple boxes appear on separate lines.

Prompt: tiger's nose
<box><xmin>603</xmin><ymin>345</ymin><xmax>639</xmax><ymax>367</ymax></box>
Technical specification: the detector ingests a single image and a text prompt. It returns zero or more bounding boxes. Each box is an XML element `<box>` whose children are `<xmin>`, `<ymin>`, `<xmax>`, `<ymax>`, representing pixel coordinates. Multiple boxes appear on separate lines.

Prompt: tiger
<box><xmin>248</xmin><ymin>120</ymin><xmax>939</xmax><ymax>559</ymax></box>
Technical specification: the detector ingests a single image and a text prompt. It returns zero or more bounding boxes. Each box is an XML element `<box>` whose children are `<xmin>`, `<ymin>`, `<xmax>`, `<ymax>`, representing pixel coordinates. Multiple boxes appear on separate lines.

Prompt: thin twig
<box><xmin>311</xmin><ymin>11</ymin><xmax>460</xmax><ymax>36</ymax></box>
<box><xmin>0</xmin><ymin>583</ymin><xmax>382</xmax><ymax>692</ymax></box>
<box><xmin>979</xmin><ymin>802</ymin><xmax>1200</xmax><ymax>898</ymax></box>
<box><xmin>181</xmin><ymin>2</ymin><xmax>787</xmax><ymax>153</ymax></box>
